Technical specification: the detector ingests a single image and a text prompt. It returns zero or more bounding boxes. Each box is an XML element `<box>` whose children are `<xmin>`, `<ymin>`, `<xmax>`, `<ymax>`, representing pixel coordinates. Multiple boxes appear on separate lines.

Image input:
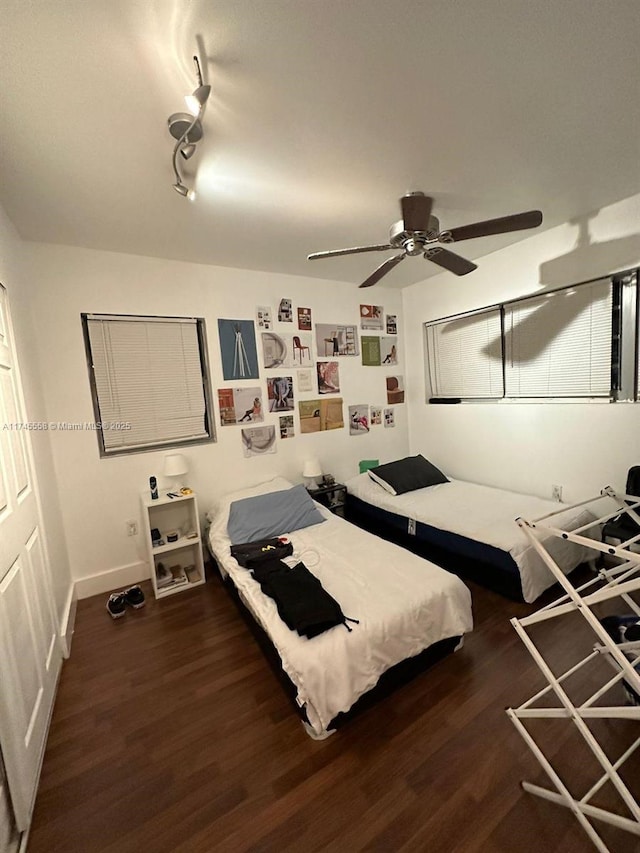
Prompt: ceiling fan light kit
<box><xmin>308</xmin><ymin>191</ymin><xmax>543</xmax><ymax>287</ymax></box>
<box><xmin>168</xmin><ymin>56</ymin><xmax>210</xmax><ymax>200</ymax></box>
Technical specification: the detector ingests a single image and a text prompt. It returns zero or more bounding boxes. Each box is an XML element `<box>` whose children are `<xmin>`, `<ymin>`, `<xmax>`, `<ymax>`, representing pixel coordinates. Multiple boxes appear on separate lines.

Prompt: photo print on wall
<box><xmin>361</xmin><ymin>336</ymin><xmax>381</xmax><ymax>366</ymax></box>
<box><xmin>298</xmin><ymin>398</ymin><xmax>344</xmax><ymax>433</ymax></box>
<box><xmin>360</xmin><ymin>304</ymin><xmax>384</xmax><ymax>331</ymax></box>
<box><xmin>267</xmin><ymin>376</ymin><xmax>294</xmax><ymax>411</ymax></box>
<box><xmin>297</xmin><ymin>307</ymin><xmax>312</xmax><ymax>331</ymax></box>
<box><xmin>381</xmin><ymin>337</ymin><xmax>398</xmax><ymax>365</ymax></box>
<box><xmin>386</xmin><ymin>375</ymin><xmax>405</xmax><ymax>404</ymax></box>
<box><xmin>261</xmin><ymin>332</ymin><xmax>313</xmax><ymax>368</ymax></box>
<box><xmin>279</xmin><ymin>414</ymin><xmax>295</xmax><ymax>439</ymax></box>
<box><xmin>386</xmin><ymin>314</ymin><xmax>397</xmax><ymax>335</ymax></box>
<box><xmin>218</xmin><ymin>387</ymin><xmax>264</xmax><ymax>426</ymax></box>
<box><xmin>371</xmin><ymin>407</ymin><xmax>382</xmax><ymax>426</ymax></box>
<box><xmin>349</xmin><ymin>404</ymin><xmax>370</xmax><ymax>435</ymax></box>
<box><xmin>316</xmin><ymin>361</ymin><xmax>340</xmax><ymax>394</ymax></box>
<box><xmin>241</xmin><ymin>425</ymin><xmax>277</xmax><ymax>457</ymax></box>
<box><xmin>297</xmin><ymin>368</ymin><xmax>314</xmax><ymax>393</ymax></box>
<box><xmin>315</xmin><ymin>324</ymin><xmax>359</xmax><ymax>357</ymax></box>
<box><xmin>256</xmin><ymin>306</ymin><xmax>272</xmax><ymax>330</ymax></box>
<box><xmin>384</xmin><ymin>408</ymin><xmax>395</xmax><ymax>428</ymax></box>
<box><xmin>278</xmin><ymin>298</ymin><xmax>293</xmax><ymax>322</ymax></box>
<box><xmin>218</xmin><ymin>319</ymin><xmax>259</xmax><ymax>380</ymax></box>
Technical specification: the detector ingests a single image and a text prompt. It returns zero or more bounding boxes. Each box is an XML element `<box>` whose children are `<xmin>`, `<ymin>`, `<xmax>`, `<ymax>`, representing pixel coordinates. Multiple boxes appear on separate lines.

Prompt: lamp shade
<box><xmin>163</xmin><ymin>453</ymin><xmax>188</xmax><ymax>478</ymax></box>
<box><xmin>302</xmin><ymin>458</ymin><xmax>322</xmax><ymax>479</ymax></box>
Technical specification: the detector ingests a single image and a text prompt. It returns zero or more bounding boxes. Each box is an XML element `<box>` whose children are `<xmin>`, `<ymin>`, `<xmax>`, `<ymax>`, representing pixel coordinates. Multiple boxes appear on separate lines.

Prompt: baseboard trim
<box><xmin>74</xmin><ymin>560</ymin><xmax>149</xmax><ymax>600</ymax></box>
<box><xmin>59</xmin><ymin>584</ymin><xmax>77</xmax><ymax>658</ymax></box>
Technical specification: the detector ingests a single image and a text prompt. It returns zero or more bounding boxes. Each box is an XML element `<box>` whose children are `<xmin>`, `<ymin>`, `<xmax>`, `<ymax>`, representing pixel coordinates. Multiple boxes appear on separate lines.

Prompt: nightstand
<box><xmin>307</xmin><ymin>482</ymin><xmax>347</xmax><ymax>517</ymax></box>
<box><xmin>141</xmin><ymin>491</ymin><xmax>205</xmax><ymax>599</ymax></box>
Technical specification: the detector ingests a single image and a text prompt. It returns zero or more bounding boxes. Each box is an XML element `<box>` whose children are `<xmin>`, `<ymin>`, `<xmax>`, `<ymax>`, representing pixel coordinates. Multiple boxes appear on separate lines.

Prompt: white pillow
<box><xmin>368</xmin><ymin>469</ymin><xmax>398</xmax><ymax>495</ymax></box>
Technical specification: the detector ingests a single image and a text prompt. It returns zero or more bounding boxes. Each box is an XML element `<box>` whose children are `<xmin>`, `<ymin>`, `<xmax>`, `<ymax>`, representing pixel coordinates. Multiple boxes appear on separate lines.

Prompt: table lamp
<box><xmin>163</xmin><ymin>453</ymin><xmax>189</xmax><ymax>492</ymax></box>
<box><xmin>303</xmin><ymin>458</ymin><xmax>322</xmax><ymax>489</ymax></box>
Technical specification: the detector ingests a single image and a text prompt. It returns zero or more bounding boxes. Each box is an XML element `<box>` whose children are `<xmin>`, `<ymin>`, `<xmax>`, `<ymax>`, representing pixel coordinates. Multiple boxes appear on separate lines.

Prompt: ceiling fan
<box><xmin>307</xmin><ymin>192</ymin><xmax>543</xmax><ymax>288</ymax></box>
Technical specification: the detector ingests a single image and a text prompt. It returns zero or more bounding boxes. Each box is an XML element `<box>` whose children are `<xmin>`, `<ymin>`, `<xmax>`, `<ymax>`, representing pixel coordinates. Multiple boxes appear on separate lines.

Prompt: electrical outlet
<box><xmin>552</xmin><ymin>485</ymin><xmax>563</xmax><ymax>502</ymax></box>
<box><xmin>126</xmin><ymin>520</ymin><xmax>138</xmax><ymax>536</ymax></box>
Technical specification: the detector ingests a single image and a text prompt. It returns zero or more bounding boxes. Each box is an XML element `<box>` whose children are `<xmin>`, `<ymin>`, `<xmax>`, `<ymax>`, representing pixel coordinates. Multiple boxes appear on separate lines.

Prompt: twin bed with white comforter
<box><xmin>345</xmin><ymin>473</ymin><xmax>598</xmax><ymax>603</ymax></box>
<box><xmin>207</xmin><ymin>477</ymin><xmax>473</xmax><ymax>737</ymax></box>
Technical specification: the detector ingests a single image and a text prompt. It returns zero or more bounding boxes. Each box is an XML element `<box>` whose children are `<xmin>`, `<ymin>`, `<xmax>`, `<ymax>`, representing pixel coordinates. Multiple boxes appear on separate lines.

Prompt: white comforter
<box><xmin>346</xmin><ymin>474</ymin><xmax>598</xmax><ymax>603</ymax></box>
<box><xmin>207</xmin><ymin>477</ymin><xmax>473</xmax><ymax>736</ymax></box>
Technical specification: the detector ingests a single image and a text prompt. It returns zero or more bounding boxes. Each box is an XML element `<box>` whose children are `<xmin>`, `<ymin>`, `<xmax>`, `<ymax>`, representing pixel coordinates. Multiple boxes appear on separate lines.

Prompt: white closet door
<box><xmin>0</xmin><ymin>752</ymin><xmax>19</xmax><ymax>853</ymax></box>
<box><xmin>0</xmin><ymin>285</ymin><xmax>61</xmax><ymax>832</ymax></box>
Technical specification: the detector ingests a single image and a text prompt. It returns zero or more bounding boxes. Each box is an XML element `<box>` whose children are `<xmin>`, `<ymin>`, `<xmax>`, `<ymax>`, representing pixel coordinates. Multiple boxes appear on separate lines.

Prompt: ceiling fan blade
<box><xmin>443</xmin><ymin>210</ymin><xmax>543</xmax><ymax>243</ymax></box>
<box><xmin>359</xmin><ymin>254</ymin><xmax>405</xmax><ymax>288</ymax></box>
<box><xmin>401</xmin><ymin>192</ymin><xmax>433</xmax><ymax>232</ymax></box>
<box><xmin>424</xmin><ymin>247</ymin><xmax>477</xmax><ymax>276</ymax></box>
<box><xmin>308</xmin><ymin>244</ymin><xmax>393</xmax><ymax>260</ymax></box>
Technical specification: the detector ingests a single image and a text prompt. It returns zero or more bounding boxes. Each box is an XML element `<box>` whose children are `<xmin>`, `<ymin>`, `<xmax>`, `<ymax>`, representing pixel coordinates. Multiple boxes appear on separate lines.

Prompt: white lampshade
<box><xmin>302</xmin><ymin>458</ymin><xmax>322</xmax><ymax>479</ymax></box>
<box><xmin>163</xmin><ymin>453</ymin><xmax>189</xmax><ymax>478</ymax></box>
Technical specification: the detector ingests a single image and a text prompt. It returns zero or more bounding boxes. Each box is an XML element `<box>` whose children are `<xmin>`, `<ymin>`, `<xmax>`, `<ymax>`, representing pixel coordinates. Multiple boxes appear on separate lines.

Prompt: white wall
<box><xmin>24</xmin><ymin>243</ymin><xmax>408</xmax><ymax>595</ymax></box>
<box><xmin>403</xmin><ymin>193</ymin><xmax>640</xmax><ymax>502</ymax></box>
<box><xmin>0</xmin><ymin>205</ymin><xmax>73</xmax><ymax>626</ymax></box>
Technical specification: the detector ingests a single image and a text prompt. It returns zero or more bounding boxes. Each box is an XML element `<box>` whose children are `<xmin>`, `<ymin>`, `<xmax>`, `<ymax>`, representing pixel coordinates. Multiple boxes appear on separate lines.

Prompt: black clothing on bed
<box><xmin>230</xmin><ymin>537</ymin><xmax>293</xmax><ymax>569</ymax></box>
<box><xmin>251</xmin><ymin>559</ymin><xmax>358</xmax><ymax>638</ymax></box>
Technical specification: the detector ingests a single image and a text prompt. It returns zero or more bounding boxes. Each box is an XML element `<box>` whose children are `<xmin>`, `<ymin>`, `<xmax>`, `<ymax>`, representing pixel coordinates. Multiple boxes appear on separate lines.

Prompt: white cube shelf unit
<box><xmin>141</xmin><ymin>491</ymin><xmax>205</xmax><ymax>599</ymax></box>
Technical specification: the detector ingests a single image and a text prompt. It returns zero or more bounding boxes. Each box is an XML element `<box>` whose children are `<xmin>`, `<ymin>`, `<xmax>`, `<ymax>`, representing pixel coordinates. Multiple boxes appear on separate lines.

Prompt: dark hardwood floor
<box><xmin>28</xmin><ymin>568</ymin><xmax>640</xmax><ymax>852</ymax></box>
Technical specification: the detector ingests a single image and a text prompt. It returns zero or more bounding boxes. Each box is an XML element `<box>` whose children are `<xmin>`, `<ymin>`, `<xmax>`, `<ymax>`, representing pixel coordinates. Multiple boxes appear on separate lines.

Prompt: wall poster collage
<box><xmin>217</xmin><ymin>299</ymin><xmax>402</xmax><ymax>457</ymax></box>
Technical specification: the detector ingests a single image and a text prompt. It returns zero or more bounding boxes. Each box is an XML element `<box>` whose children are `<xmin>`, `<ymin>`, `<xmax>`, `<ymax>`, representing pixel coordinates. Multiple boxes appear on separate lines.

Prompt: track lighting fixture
<box><xmin>168</xmin><ymin>55</ymin><xmax>210</xmax><ymax>199</ymax></box>
<box><xmin>180</xmin><ymin>143</ymin><xmax>197</xmax><ymax>160</ymax></box>
<box><xmin>173</xmin><ymin>183</ymin><xmax>197</xmax><ymax>201</ymax></box>
<box><xmin>185</xmin><ymin>84</ymin><xmax>211</xmax><ymax>116</ymax></box>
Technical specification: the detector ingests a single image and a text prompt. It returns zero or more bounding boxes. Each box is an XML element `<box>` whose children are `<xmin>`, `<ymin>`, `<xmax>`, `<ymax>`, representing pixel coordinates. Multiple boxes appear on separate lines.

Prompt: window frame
<box><xmin>425</xmin><ymin>305</ymin><xmax>505</xmax><ymax>401</ymax></box>
<box><xmin>424</xmin><ymin>268</ymin><xmax>639</xmax><ymax>405</ymax></box>
<box><xmin>81</xmin><ymin>312</ymin><xmax>216</xmax><ymax>458</ymax></box>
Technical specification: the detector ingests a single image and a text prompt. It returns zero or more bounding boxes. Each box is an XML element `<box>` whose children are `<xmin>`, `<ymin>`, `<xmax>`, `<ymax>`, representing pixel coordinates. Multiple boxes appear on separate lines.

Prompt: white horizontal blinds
<box><xmin>504</xmin><ymin>279</ymin><xmax>612</xmax><ymax>398</ymax></box>
<box><xmin>426</xmin><ymin>309</ymin><xmax>503</xmax><ymax>398</ymax></box>
<box><xmin>88</xmin><ymin>317</ymin><xmax>208</xmax><ymax>452</ymax></box>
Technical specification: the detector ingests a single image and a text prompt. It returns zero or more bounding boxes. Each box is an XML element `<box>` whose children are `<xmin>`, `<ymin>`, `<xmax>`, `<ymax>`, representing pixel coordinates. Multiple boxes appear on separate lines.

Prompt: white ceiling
<box><xmin>1</xmin><ymin>0</ymin><xmax>639</xmax><ymax>288</ymax></box>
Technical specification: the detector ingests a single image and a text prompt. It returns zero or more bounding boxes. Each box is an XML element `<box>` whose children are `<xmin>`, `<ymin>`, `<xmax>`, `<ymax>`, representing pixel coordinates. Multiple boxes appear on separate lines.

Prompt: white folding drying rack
<box><xmin>506</xmin><ymin>486</ymin><xmax>640</xmax><ymax>852</ymax></box>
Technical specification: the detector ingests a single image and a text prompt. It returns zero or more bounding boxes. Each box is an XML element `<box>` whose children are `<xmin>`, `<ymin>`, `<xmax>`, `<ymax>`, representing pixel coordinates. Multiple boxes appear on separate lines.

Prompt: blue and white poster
<box><xmin>218</xmin><ymin>319</ymin><xmax>260</xmax><ymax>380</ymax></box>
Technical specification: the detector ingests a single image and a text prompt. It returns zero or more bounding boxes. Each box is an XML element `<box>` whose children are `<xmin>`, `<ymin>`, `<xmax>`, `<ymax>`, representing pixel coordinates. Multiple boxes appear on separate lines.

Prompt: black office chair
<box><xmin>602</xmin><ymin>466</ymin><xmax>640</xmax><ymax>548</ymax></box>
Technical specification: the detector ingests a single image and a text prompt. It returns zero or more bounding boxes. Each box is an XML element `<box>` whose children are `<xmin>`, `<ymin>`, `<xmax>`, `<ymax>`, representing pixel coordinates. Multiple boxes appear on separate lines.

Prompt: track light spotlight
<box><xmin>172</xmin><ymin>183</ymin><xmax>197</xmax><ymax>201</ymax></box>
<box><xmin>167</xmin><ymin>54</ymin><xmax>209</xmax><ymax>199</ymax></box>
<box><xmin>180</xmin><ymin>143</ymin><xmax>197</xmax><ymax>160</ymax></box>
<box><xmin>185</xmin><ymin>84</ymin><xmax>211</xmax><ymax>116</ymax></box>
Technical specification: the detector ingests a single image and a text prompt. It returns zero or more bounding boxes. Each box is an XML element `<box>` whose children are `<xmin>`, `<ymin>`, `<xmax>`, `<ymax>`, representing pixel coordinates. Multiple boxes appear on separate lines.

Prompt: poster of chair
<box><xmin>298</xmin><ymin>398</ymin><xmax>344</xmax><ymax>433</ymax></box>
<box><xmin>386</xmin><ymin>376</ymin><xmax>405</xmax><ymax>404</ymax></box>
<box><xmin>261</xmin><ymin>332</ymin><xmax>312</xmax><ymax>368</ymax></box>
<box><xmin>218</xmin><ymin>387</ymin><xmax>264</xmax><ymax>426</ymax></box>
<box><xmin>315</xmin><ymin>324</ymin><xmax>359</xmax><ymax>357</ymax></box>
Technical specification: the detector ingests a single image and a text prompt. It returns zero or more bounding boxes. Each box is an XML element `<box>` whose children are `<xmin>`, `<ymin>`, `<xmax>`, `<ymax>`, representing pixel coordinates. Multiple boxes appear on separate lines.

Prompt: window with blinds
<box><xmin>83</xmin><ymin>314</ymin><xmax>214</xmax><ymax>455</ymax></box>
<box><xmin>424</xmin><ymin>274</ymin><xmax>628</xmax><ymax>403</ymax></box>
<box><xmin>504</xmin><ymin>279</ymin><xmax>612</xmax><ymax>398</ymax></box>
<box><xmin>426</xmin><ymin>308</ymin><xmax>504</xmax><ymax>399</ymax></box>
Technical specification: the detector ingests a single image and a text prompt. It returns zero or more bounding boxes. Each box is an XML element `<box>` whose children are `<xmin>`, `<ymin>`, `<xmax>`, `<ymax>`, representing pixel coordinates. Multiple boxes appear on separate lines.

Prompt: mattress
<box><xmin>345</xmin><ymin>474</ymin><xmax>599</xmax><ymax>603</ymax></box>
<box><xmin>207</xmin><ymin>477</ymin><xmax>473</xmax><ymax>736</ymax></box>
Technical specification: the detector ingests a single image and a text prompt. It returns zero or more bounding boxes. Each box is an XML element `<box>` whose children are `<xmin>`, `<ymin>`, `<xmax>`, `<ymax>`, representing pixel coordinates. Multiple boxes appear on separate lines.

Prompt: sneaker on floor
<box><xmin>125</xmin><ymin>585</ymin><xmax>145</xmax><ymax>609</ymax></box>
<box><xmin>106</xmin><ymin>592</ymin><xmax>126</xmax><ymax>619</ymax></box>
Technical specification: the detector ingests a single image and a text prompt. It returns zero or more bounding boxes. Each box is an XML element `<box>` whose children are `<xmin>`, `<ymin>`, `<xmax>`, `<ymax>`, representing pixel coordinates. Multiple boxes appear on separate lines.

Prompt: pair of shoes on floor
<box><xmin>106</xmin><ymin>585</ymin><xmax>145</xmax><ymax>619</ymax></box>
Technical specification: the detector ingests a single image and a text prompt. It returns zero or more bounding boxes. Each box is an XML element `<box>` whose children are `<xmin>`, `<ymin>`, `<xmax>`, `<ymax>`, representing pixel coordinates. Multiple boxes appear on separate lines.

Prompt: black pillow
<box><xmin>367</xmin><ymin>454</ymin><xmax>449</xmax><ymax>495</ymax></box>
